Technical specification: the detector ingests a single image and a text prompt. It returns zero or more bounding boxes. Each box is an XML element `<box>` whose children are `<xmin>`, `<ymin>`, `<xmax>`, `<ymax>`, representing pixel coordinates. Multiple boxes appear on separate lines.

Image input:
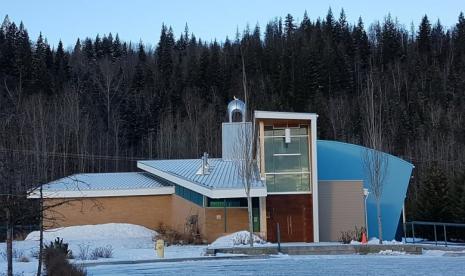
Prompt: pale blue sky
<box><xmin>2</xmin><ymin>0</ymin><xmax>464</xmax><ymax>48</ymax></box>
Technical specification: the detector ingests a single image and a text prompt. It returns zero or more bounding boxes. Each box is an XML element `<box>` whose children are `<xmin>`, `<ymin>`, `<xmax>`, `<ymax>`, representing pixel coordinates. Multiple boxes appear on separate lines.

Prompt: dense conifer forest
<box><xmin>1</xmin><ymin>9</ymin><xmax>465</xmax><ymax>225</ymax></box>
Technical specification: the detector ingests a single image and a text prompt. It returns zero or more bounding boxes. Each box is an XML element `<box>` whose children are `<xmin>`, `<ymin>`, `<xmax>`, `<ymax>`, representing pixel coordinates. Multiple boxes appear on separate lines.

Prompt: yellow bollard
<box><xmin>156</xmin><ymin>239</ymin><xmax>165</xmax><ymax>258</ymax></box>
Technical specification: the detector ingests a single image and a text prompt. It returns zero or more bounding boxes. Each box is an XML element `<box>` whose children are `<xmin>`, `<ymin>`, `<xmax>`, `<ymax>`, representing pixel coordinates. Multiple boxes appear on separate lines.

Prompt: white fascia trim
<box><xmin>267</xmin><ymin>191</ymin><xmax>312</xmax><ymax>195</ymax></box>
<box><xmin>311</xmin><ymin>116</ymin><xmax>320</xmax><ymax>242</ymax></box>
<box><xmin>254</xmin><ymin>110</ymin><xmax>318</xmax><ymax>121</ymax></box>
<box><xmin>27</xmin><ymin>186</ymin><xmax>175</xmax><ymax>199</ymax></box>
<box><xmin>138</xmin><ymin>162</ymin><xmax>267</xmax><ymax>199</ymax></box>
<box><xmin>318</xmin><ymin>180</ymin><xmax>364</xmax><ymax>182</ymax></box>
<box><xmin>210</xmin><ymin>188</ymin><xmax>267</xmax><ymax>198</ymax></box>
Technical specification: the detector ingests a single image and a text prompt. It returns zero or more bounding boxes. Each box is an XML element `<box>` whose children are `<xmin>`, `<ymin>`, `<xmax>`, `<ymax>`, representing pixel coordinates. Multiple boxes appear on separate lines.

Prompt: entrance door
<box><xmin>266</xmin><ymin>194</ymin><xmax>313</xmax><ymax>242</ymax></box>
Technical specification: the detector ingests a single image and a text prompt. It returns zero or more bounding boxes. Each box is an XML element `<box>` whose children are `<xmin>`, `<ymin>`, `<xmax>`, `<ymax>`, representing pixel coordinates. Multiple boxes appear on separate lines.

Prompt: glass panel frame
<box><xmin>262</xmin><ymin>124</ymin><xmax>312</xmax><ymax>193</ymax></box>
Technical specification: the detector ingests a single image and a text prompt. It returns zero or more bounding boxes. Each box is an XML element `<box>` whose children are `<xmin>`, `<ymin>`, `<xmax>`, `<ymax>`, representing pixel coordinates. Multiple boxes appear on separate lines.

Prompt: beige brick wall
<box><xmin>43</xmin><ymin>194</ymin><xmax>251</xmax><ymax>243</ymax></box>
<box><xmin>44</xmin><ymin>195</ymin><xmax>172</xmax><ymax>230</ymax></box>
<box><xmin>204</xmin><ymin>207</ymin><xmax>249</xmax><ymax>242</ymax></box>
<box><xmin>170</xmin><ymin>195</ymin><xmax>206</xmax><ymax>237</ymax></box>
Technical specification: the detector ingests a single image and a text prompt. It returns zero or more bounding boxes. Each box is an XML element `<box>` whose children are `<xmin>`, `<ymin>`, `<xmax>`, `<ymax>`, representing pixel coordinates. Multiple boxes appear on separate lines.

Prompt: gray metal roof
<box><xmin>43</xmin><ymin>172</ymin><xmax>173</xmax><ymax>191</ymax></box>
<box><xmin>138</xmin><ymin>158</ymin><xmax>264</xmax><ymax>190</ymax></box>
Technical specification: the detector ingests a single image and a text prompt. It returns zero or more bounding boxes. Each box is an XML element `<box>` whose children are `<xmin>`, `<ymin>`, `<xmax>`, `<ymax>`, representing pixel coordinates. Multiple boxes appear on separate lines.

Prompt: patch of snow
<box><xmin>423</xmin><ymin>250</ymin><xmax>448</xmax><ymax>256</ymax></box>
<box><xmin>209</xmin><ymin>231</ymin><xmax>268</xmax><ymax>248</ymax></box>
<box><xmin>25</xmin><ymin>223</ymin><xmax>157</xmax><ymax>242</ymax></box>
<box><xmin>377</xmin><ymin>249</ymin><xmax>406</xmax><ymax>255</ymax></box>
<box><xmin>368</xmin><ymin>238</ymin><xmax>403</xmax><ymax>245</ymax></box>
<box><xmin>350</xmin><ymin>238</ymin><xmax>403</xmax><ymax>245</ymax></box>
<box><xmin>403</xmin><ymin>237</ymin><xmax>427</xmax><ymax>243</ymax></box>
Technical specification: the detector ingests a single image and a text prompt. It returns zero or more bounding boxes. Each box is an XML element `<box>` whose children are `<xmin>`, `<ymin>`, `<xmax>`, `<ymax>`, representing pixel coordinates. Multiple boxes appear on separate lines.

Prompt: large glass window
<box><xmin>263</xmin><ymin>124</ymin><xmax>311</xmax><ymax>193</ymax></box>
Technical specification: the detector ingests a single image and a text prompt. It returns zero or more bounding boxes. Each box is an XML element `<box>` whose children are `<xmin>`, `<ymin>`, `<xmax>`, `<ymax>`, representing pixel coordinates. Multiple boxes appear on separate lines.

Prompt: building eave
<box><xmin>137</xmin><ymin>161</ymin><xmax>267</xmax><ymax>198</ymax></box>
<box><xmin>27</xmin><ymin>187</ymin><xmax>175</xmax><ymax>199</ymax></box>
<box><xmin>254</xmin><ymin>110</ymin><xmax>318</xmax><ymax>121</ymax></box>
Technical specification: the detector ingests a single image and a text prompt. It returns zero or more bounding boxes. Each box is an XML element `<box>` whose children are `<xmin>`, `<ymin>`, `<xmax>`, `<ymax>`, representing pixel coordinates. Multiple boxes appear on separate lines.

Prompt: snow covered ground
<box><xmin>2</xmin><ymin>224</ymin><xmax>465</xmax><ymax>275</ymax></box>
<box><xmin>87</xmin><ymin>254</ymin><xmax>465</xmax><ymax>276</ymax></box>
<box><xmin>1</xmin><ymin>223</ymin><xmax>207</xmax><ymax>275</ymax></box>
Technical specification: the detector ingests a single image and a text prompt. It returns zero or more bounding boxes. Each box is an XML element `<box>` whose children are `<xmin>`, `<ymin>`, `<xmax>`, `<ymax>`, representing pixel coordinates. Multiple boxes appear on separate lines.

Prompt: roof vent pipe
<box><xmin>202</xmin><ymin>152</ymin><xmax>209</xmax><ymax>175</ymax></box>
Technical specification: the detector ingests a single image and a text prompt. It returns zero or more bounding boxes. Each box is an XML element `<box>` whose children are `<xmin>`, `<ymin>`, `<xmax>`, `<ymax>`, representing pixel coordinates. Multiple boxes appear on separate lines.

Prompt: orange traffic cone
<box><xmin>361</xmin><ymin>231</ymin><xmax>368</xmax><ymax>244</ymax></box>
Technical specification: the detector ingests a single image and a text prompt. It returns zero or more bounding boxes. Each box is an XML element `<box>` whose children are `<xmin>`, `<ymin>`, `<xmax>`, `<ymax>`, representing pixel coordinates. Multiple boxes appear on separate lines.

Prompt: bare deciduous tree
<box><xmin>234</xmin><ymin>121</ymin><xmax>256</xmax><ymax>247</ymax></box>
<box><xmin>362</xmin><ymin>72</ymin><xmax>388</xmax><ymax>244</ymax></box>
<box><xmin>232</xmin><ymin>51</ymin><xmax>256</xmax><ymax>247</ymax></box>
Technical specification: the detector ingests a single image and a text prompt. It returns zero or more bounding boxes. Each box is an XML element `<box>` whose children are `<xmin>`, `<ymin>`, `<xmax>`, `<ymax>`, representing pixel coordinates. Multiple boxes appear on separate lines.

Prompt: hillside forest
<box><xmin>1</xmin><ymin>9</ymin><xmax>465</xmax><ymax>226</ymax></box>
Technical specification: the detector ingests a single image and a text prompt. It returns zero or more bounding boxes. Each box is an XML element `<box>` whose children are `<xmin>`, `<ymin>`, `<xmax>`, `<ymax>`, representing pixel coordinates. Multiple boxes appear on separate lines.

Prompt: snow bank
<box><xmin>209</xmin><ymin>231</ymin><xmax>268</xmax><ymax>248</ymax></box>
<box><xmin>25</xmin><ymin>223</ymin><xmax>157</xmax><ymax>242</ymax></box>
<box><xmin>368</xmin><ymin>238</ymin><xmax>403</xmax><ymax>245</ymax></box>
<box><xmin>377</xmin><ymin>249</ymin><xmax>406</xmax><ymax>255</ymax></box>
<box><xmin>350</xmin><ymin>238</ymin><xmax>403</xmax><ymax>245</ymax></box>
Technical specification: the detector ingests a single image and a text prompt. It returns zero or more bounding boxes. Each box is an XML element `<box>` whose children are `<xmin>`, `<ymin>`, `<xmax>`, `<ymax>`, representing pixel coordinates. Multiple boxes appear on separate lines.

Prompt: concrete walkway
<box><xmin>80</xmin><ymin>255</ymin><xmax>271</xmax><ymax>267</ymax></box>
<box><xmin>81</xmin><ymin>243</ymin><xmax>464</xmax><ymax>268</ymax></box>
<box><xmin>206</xmin><ymin>243</ymin><xmax>423</xmax><ymax>255</ymax></box>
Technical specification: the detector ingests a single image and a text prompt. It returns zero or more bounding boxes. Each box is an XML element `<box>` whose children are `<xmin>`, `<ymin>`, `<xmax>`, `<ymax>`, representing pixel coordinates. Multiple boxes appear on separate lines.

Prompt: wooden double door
<box><xmin>266</xmin><ymin>194</ymin><xmax>313</xmax><ymax>242</ymax></box>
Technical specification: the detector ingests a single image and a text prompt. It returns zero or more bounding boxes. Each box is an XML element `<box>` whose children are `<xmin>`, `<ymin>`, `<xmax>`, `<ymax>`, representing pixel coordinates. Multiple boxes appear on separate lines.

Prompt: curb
<box><xmin>206</xmin><ymin>244</ymin><xmax>423</xmax><ymax>256</ymax></box>
<box><xmin>80</xmin><ymin>254</ymin><xmax>272</xmax><ymax>267</ymax></box>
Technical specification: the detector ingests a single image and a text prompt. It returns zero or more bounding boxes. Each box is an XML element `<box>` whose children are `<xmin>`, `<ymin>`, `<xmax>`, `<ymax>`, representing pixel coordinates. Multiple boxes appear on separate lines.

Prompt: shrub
<box><xmin>339</xmin><ymin>230</ymin><xmax>354</xmax><ymax>244</ymax></box>
<box><xmin>18</xmin><ymin>255</ymin><xmax>30</xmax><ymax>263</ymax></box>
<box><xmin>185</xmin><ymin>215</ymin><xmax>203</xmax><ymax>245</ymax></box>
<box><xmin>154</xmin><ymin>220</ymin><xmax>204</xmax><ymax>245</ymax></box>
<box><xmin>339</xmin><ymin>226</ymin><xmax>365</xmax><ymax>244</ymax></box>
<box><xmin>44</xmin><ymin>237</ymin><xmax>73</xmax><ymax>259</ymax></box>
<box><xmin>77</xmin><ymin>244</ymin><xmax>92</xmax><ymax>260</ymax></box>
<box><xmin>0</xmin><ymin>248</ymin><xmax>26</xmax><ymax>261</ymax></box>
<box><xmin>154</xmin><ymin>223</ymin><xmax>182</xmax><ymax>246</ymax></box>
<box><xmin>30</xmin><ymin>249</ymin><xmax>39</xmax><ymax>259</ymax></box>
<box><xmin>90</xmin><ymin>246</ymin><xmax>113</xmax><ymax>259</ymax></box>
<box><xmin>44</xmin><ymin>247</ymin><xmax>86</xmax><ymax>276</ymax></box>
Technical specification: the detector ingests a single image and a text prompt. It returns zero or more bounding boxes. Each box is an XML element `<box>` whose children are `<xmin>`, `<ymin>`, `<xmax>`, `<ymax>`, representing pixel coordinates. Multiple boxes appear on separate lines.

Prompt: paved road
<box><xmin>86</xmin><ymin>254</ymin><xmax>465</xmax><ymax>276</ymax></box>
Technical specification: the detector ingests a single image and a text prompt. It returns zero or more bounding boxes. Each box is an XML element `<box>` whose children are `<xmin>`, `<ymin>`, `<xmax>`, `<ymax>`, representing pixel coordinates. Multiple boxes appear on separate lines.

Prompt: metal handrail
<box><xmin>409</xmin><ymin>221</ymin><xmax>465</xmax><ymax>227</ymax></box>
<box><xmin>404</xmin><ymin>221</ymin><xmax>465</xmax><ymax>247</ymax></box>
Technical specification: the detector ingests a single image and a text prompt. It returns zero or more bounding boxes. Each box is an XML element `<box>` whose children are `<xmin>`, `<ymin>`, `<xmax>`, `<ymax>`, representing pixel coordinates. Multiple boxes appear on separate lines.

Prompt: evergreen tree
<box><xmin>301</xmin><ymin>11</ymin><xmax>311</xmax><ymax>34</ymax></box>
<box><xmin>417</xmin><ymin>166</ymin><xmax>452</xmax><ymax>222</ymax></box>
<box><xmin>418</xmin><ymin>15</ymin><xmax>432</xmax><ymax>56</ymax></box>
<box><xmin>94</xmin><ymin>34</ymin><xmax>104</xmax><ymax>59</ymax></box>
<box><xmin>54</xmin><ymin>40</ymin><xmax>70</xmax><ymax>92</ymax></box>
<box><xmin>83</xmin><ymin>38</ymin><xmax>95</xmax><ymax>61</ymax></box>
<box><xmin>284</xmin><ymin>14</ymin><xmax>296</xmax><ymax>37</ymax></box>
<box><xmin>113</xmin><ymin>34</ymin><xmax>122</xmax><ymax>59</ymax></box>
<box><xmin>138</xmin><ymin>42</ymin><xmax>146</xmax><ymax>62</ymax></box>
<box><xmin>381</xmin><ymin>14</ymin><xmax>402</xmax><ymax>65</ymax></box>
<box><xmin>353</xmin><ymin>17</ymin><xmax>370</xmax><ymax>67</ymax></box>
<box><xmin>31</xmin><ymin>33</ymin><xmax>52</xmax><ymax>94</ymax></box>
<box><xmin>157</xmin><ymin>24</ymin><xmax>175</xmax><ymax>91</ymax></box>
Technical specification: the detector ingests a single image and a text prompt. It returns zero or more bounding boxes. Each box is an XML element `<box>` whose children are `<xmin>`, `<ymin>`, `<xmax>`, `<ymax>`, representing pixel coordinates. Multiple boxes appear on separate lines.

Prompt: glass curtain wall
<box><xmin>264</xmin><ymin>125</ymin><xmax>311</xmax><ymax>192</ymax></box>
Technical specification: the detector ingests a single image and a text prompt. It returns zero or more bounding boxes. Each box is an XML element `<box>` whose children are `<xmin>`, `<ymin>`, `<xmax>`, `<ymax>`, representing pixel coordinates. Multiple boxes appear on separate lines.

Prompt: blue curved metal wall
<box><xmin>317</xmin><ymin>140</ymin><xmax>414</xmax><ymax>240</ymax></box>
